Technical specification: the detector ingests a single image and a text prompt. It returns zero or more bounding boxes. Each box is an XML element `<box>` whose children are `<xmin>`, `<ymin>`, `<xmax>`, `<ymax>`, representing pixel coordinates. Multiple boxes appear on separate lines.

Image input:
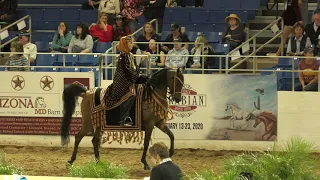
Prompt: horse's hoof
<box><xmin>144</xmin><ymin>165</ymin><xmax>150</xmax><ymax>170</ymax></box>
<box><xmin>66</xmin><ymin>161</ymin><xmax>72</xmax><ymax>168</ymax></box>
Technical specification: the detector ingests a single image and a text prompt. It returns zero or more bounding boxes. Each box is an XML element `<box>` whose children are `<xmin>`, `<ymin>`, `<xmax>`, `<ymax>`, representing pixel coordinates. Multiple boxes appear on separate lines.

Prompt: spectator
<box><xmin>50</xmin><ymin>22</ymin><xmax>73</xmax><ymax>53</ymax></box>
<box><xmin>113</xmin><ymin>14</ymin><xmax>131</xmax><ymax>41</ymax></box>
<box><xmin>141</xmin><ymin>0</ymin><xmax>166</xmax><ymax>34</ymax></box>
<box><xmin>295</xmin><ymin>48</ymin><xmax>319</xmax><ymax>91</ymax></box>
<box><xmin>187</xmin><ymin>35</ymin><xmax>214</xmax><ymax>74</ymax></box>
<box><xmin>141</xmin><ymin>39</ymin><xmax>165</xmax><ymax>72</ymax></box>
<box><xmin>5</xmin><ymin>41</ymin><xmax>28</xmax><ymax>71</ymax></box>
<box><xmin>18</xmin><ymin>32</ymin><xmax>37</xmax><ymax>63</ymax></box>
<box><xmin>305</xmin><ymin>9</ymin><xmax>320</xmax><ymax>54</ymax></box>
<box><xmin>268</xmin><ymin>0</ymin><xmax>302</xmax><ymax>57</ymax></box>
<box><xmin>82</xmin><ymin>0</ymin><xmax>100</xmax><ymax>10</ymax></box>
<box><xmin>222</xmin><ymin>14</ymin><xmax>245</xmax><ymax>52</ymax></box>
<box><xmin>130</xmin><ymin>36</ymin><xmax>143</xmax><ymax>66</ymax></box>
<box><xmin>286</xmin><ymin>22</ymin><xmax>311</xmax><ymax>56</ymax></box>
<box><xmin>122</xmin><ymin>0</ymin><xmax>144</xmax><ymax>33</ymax></box>
<box><xmin>98</xmin><ymin>0</ymin><xmax>120</xmax><ymax>25</ymax></box>
<box><xmin>165</xmin><ymin>37</ymin><xmax>189</xmax><ymax>68</ymax></box>
<box><xmin>89</xmin><ymin>13</ymin><xmax>113</xmax><ymax>42</ymax></box>
<box><xmin>68</xmin><ymin>23</ymin><xmax>94</xmax><ymax>53</ymax></box>
<box><xmin>0</xmin><ymin>0</ymin><xmax>17</xmax><ymax>27</ymax></box>
<box><xmin>136</xmin><ymin>22</ymin><xmax>160</xmax><ymax>51</ymax></box>
<box><xmin>148</xmin><ymin>142</ymin><xmax>183</xmax><ymax>180</ymax></box>
<box><xmin>162</xmin><ymin>23</ymin><xmax>190</xmax><ymax>54</ymax></box>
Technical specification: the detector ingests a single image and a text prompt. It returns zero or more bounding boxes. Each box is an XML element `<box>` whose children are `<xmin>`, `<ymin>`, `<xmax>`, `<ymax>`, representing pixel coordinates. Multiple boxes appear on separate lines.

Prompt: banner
<box><xmin>154</xmin><ymin>74</ymin><xmax>278</xmax><ymax>141</ymax></box>
<box><xmin>0</xmin><ymin>72</ymin><xmax>95</xmax><ymax>135</ymax></box>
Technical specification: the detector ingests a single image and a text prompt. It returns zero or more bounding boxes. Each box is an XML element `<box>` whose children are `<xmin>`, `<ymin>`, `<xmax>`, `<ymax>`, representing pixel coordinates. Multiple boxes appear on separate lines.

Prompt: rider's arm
<box><xmin>122</xmin><ymin>54</ymin><xmax>139</xmax><ymax>83</ymax></box>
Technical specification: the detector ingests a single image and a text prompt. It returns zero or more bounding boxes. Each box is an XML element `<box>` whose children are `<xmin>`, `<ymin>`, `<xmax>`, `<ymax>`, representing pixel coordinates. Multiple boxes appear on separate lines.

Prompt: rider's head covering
<box><xmin>118</xmin><ymin>36</ymin><xmax>132</xmax><ymax>53</ymax></box>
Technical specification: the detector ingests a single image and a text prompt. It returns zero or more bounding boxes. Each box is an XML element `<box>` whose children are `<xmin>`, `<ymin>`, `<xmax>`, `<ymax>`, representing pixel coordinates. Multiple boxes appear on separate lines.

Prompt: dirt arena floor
<box><xmin>2</xmin><ymin>145</ymin><xmax>320</xmax><ymax>179</ymax></box>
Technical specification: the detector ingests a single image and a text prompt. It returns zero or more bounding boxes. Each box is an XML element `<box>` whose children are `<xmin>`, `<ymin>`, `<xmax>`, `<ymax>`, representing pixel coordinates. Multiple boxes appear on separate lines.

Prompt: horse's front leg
<box><xmin>141</xmin><ymin>123</ymin><xmax>153</xmax><ymax>170</ymax></box>
<box><xmin>157</xmin><ymin>124</ymin><xmax>174</xmax><ymax>157</ymax></box>
<box><xmin>229</xmin><ymin>116</ymin><xmax>235</xmax><ymax>128</ymax></box>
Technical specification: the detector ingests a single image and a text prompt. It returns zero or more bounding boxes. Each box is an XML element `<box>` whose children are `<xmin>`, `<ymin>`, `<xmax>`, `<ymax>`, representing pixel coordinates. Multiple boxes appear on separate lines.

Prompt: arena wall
<box><xmin>0</xmin><ymin>72</ymin><xmax>319</xmax><ymax>152</ymax></box>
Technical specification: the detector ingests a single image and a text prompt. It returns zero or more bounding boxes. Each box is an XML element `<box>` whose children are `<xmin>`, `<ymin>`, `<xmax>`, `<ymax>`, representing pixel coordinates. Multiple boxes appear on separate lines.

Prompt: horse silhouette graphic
<box><xmin>35</xmin><ymin>97</ymin><xmax>46</xmax><ymax>108</ymax></box>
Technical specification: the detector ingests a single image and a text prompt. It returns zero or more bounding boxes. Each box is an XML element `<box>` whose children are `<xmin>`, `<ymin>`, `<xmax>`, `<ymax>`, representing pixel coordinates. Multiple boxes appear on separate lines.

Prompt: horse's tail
<box><xmin>61</xmin><ymin>83</ymin><xmax>87</xmax><ymax>146</ymax></box>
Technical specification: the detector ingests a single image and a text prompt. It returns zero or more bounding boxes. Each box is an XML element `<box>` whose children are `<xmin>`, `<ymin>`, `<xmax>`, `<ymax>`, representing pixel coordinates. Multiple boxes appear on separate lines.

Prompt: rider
<box><xmin>105</xmin><ymin>36</ymin><xmax>144</xmax><ymax>126</ymax></box>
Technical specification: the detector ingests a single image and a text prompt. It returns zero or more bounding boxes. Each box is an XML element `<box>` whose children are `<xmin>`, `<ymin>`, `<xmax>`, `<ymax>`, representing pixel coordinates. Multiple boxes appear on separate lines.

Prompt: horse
<box><xmin>225</xmin><ymin>103</ymin><xmax>254</xmax><ymax>129</ymax></box>
<box><xmin>60</xmin><ymin>68</ymin><xmax>185</xmax><ymax>170</ymax></box>
<box><xmin>253</xmin><ymin>111</ymin><xmax>277</xmax><ymax>141</ymax></box>
<box><xmin>35</xmin><ymin>97</ymin><xmax>46</xmax><ymax>108</ymax></box>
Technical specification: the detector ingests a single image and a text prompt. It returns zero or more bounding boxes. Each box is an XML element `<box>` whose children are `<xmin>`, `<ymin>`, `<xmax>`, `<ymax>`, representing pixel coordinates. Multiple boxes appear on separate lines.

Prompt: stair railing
<box><xmin>226</xmin><ymin>16</ymin><xmax>284</xmax><ymax>74</ymax></box>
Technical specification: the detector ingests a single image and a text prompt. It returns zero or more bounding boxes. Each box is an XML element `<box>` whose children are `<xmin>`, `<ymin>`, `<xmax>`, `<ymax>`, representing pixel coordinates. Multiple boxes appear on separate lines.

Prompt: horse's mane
<box><xmin>144</xmin><ymin>68</ymin><xmax>168</xmax><ymax>100</ymax></box>
<box><xmin>226</xmin><ymin>102</ymin><xmax>240</xmax><ymax>109</ymax></box>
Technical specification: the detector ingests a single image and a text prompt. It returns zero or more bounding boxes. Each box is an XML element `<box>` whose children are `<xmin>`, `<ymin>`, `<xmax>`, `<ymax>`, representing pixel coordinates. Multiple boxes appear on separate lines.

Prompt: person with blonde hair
<box><xmin>5</xmin><ymin>41</ymin><xmax>28</xmax><ymax>71</ymax></box>
<box><xmin>148</xmin><ymin>142</ymin><xmax>183</xmax><ymax>180</ymax></box>
<box><xmin>136</xmin><ymin>22</ymin><xmax>160</xmax><ymax>51</ymax></box>
<box><xmin>187</xmin><ymin>34</ymin><xmax>214</xmax><ymax>74</ymax></box>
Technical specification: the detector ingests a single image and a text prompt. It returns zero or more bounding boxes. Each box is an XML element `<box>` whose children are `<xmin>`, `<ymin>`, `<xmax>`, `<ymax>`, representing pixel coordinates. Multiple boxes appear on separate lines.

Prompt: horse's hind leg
<box><xmin>157</xmin><ymin>124</ymin><xmax>174</xmax><ymax>157</ymax></box>
<box><xmin>69</xmin><ymin>129</ymin><xmax>87</xmax><ymax>165</ymax></box>
<box><xmin>92</xmin><ymin>127</ymin><xmax>102</xmax><ymax>163</ymax></box>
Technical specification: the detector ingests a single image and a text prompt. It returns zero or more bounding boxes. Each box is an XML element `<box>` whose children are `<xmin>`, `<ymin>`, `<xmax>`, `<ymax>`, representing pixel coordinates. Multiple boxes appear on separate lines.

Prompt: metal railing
<box><xmin>1</xmin><ymin>51</ymin><xmax>319</xmax><ymax>92</ymax></box>
<box><xmin>0</xmin><ymin>15</ymin><xmax>32</xmax><ymax>51</ymax></box>
<box><xmin>227</xmin><ymin>17</ymin><xmax>284</xmax><ymax>74</ymax></box>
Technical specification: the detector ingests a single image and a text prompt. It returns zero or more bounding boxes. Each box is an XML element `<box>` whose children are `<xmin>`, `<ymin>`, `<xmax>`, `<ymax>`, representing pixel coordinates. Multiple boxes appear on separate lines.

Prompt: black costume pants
<box><xmin>120</xmin><ymin>95</ymin><xmax>135</xmax><ymax>122</ymax></box>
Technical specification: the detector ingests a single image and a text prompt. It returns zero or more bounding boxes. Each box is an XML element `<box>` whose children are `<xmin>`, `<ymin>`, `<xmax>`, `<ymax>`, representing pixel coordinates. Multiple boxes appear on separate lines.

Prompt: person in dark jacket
<box><xmin>286</xmin><ymin>22</ymin><xmax>311</xmax><ymax>56</ymax></box>
<box><xmin>104</xmin><ymin>36</ymin><xmax>140</xmax><ymax>126</ymax></box>
<box><xmin>148</xmin><ymin>142</ymin><xmax>183</xmax><ymax>180</ymax></box>
<box><xmin>141</xmin><ymin>0</ymin><xmax>166</xmax><ymax>34</ymax></box>
<box><xmin>0</xmin><ymin>0</ymin><xmax>17</xmax><ymax>25</ymax></box>
<box><xmin>305</xmin><ymin>9</ymin><xmax>320</xmax><ymax>55</ymax></box>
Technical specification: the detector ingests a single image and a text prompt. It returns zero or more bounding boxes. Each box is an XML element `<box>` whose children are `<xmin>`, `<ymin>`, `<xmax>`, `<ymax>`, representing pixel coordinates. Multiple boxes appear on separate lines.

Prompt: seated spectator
<box><xmin>82</xmin><ymin>0</ymin><xmax>100</xmax><ymax>10</ymax></box>
<box><xmin>130</xmin><ymin>36</ymin><xmax>143</xmax><ymax>65</ymax></box>
<box><xmin>50</xmin><ymin>22</ymin><xmax>73</xmax><ymax>53</ymax></box>
<box><xmin>148</xmin><ymin>142</ymin><xmax>183</xmax><ymax>180</ymax></box>
<box><xmin>18</xmin><ymin>32</ymin><xmax>37</xmax><ymax>63</ymax></box>
<box><xmin>222</xmin><ymin>14</ymin><xmax>245</xmax><ymax>52</ymax></box>
<box><xmin>136</xmin><ymin>22</ymin><xmax>161</xmax><ymax>52</ymax></box>
<box><xmin>165</xmin><ymin>37</ymin><xmax>189</xmax><ymax>68</ymax></box>
<box><xmin>5</xmin><ymin>41</ymin><xmax>28</xmax><ymax>71</ymax></box>
<box><xmin>286</xmin><ymin>22</ymin><xmax>311</xmax><ymax>56</ymax></box>
<box><xmin>305</xmin><ymin>10</ymin><xmax>320</xmax><ymax>55</ymax></box>
<box><xmin>0</xmin><ymin>0</ymin><xmax>17</xmax><ymax>28</ymax></box>
<box><xmin>187</xmin><ymin>35</ymin><xmax>214</xmax><ymax>74</ymax></box>
<box><xmin>162</xmin><ymin>23</ymin><xmax>190</xmax><ymax>54</ymax></box>
<box><xmin>294</xmin><ymin>48</ymin><xmax>319</xmax><ymax>91</ymax></box>
<box><xmin>98</xmin><ymin>0</ymin><xmax>120</xmax><ymax>25</ymax></box>
<box><xmin>141</xmin><ymin>0</ymin><xmax>166</xmax><ymax>34</ymax></box>
<box><xmin>89</xmin><ymin>13</ymin><xmax>113</xmax><ymax>42</ymax></box>
<box><xmin>68</xmin><ymin>23</ymin><xmax>94</xmax><ymax>53</ymax></box>
<box><xmin>113</xmin><ymin>14</ymin><xmax>131</xmax><ymax>41</ymax></box>
<box><xmin>121</xmin><ymin>0</ymin><xmax>144</xmax><ymax>33</ymax></box>
<box><xmin>141</xmin><ymin>39</ymin><xmax>165</xmax><ymax>72</ymax></box>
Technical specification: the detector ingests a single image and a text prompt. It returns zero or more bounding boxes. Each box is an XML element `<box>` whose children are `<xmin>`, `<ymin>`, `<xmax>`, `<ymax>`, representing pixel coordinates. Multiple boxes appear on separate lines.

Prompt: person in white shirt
<box><xmin>98</xmin><ymin>0</ymin><xmax>120</xmax><ymax>25</ymax></box>
<box><xmin>17</xmin><ymin>32</ymin><xmax>37</xmax><ymax>64</ymax></box>
<box><xmin>165</xmin><ymin>37</ymin><xmax>189</xmax><ymax>69</ymax></box>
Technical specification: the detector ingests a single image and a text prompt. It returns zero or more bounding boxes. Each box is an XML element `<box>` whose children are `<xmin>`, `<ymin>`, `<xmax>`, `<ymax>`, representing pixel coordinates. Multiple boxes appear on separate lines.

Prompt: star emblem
<box><xmin>11</xmin><ymin>75</ymin><xmax>25</xmax><ymax>91</ymax></box>
<box><xmin>40</xmin><ymin>76</ymin><xmax>54</xmax><ymax>91</ymax></box>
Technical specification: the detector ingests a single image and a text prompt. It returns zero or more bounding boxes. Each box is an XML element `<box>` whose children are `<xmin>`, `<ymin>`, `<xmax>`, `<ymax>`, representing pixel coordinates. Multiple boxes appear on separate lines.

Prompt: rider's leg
<box><xmin>119</xmin><ymin>95</ymin><xmax>135</xmax><ymax>126</ymax></box>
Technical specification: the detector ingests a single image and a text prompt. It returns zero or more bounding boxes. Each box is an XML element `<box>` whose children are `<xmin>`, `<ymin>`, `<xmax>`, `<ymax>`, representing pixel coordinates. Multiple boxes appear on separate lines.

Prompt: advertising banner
<box><xmin>0</xmin><ymin>72</ymin><xmax>94</xmax><ymax>135</ymax></box>
<box><xmin>154</xmin><ymin>74</ymin><xmax>278</xmax><ymax>141</ymax></box>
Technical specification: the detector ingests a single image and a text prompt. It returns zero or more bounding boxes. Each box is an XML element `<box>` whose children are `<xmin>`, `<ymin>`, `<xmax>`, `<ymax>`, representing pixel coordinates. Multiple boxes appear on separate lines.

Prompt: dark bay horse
<box><xmin>60</xmin><ymin>68</ymin><xmax>185</xmax><ymax>170</ymax></box>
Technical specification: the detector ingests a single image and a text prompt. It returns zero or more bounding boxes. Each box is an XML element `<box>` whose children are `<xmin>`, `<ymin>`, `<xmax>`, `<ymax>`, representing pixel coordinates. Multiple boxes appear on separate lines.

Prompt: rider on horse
<box><xmin>104</xmin><ymin>36</ymin><xmax>147</xmax><ymax>126</ymax></box>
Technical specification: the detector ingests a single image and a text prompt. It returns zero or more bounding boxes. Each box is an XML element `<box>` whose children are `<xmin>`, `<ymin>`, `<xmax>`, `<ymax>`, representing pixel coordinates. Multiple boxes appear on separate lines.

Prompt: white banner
<box><xmin>0</xmin><ymin>72</ymin><xmax>95</xmax><ymax>135</ymax></box>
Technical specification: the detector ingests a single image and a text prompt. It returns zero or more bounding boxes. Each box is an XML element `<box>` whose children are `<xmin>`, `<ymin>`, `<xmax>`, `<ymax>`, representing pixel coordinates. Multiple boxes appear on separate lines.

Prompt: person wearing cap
<box><xmin>162</xmin><ymin>23</ymin><xmax>190</xmax><ymax>53</ymax></box>
<box><xmin>165</xmin><ymin>37</ymin><xmax>189</xmax><ymax>69</ymax></box>
<box><xmin>121</xmin><ymin>0</ymin><xmax>145</xmax><ymax>33</ymax></box>
<box><xmin>294</xmin><ymin>47</ymin><xmax>319</xmax><ymax>91</ymax></box>
<box><xmin>98</xmin><ymin>0</ymin><xmax>120</xmax><ymax>25</ymax></box>
<box><xmin>113</xmin><ymin>14</ymin><xmax>131</xmax><ymax>41</ymax></box>
<box><xmin>286</xmin><ymin>22</ymin><xmax>311</xmax><ymax>56</ymax></box>
<box><xmin>18</xmin><ymin>32</ymin><xmax>37</xmax><ymax>64</ymax></box>
<box><xmin>89</xmin><ymin>13</ymin><xmax>113</xmax><ymax>43</ymax></box>
<box><xmin>222</xmin><ymin>14</ymin><xmax>245</xmax><ymax>52</ymax></box>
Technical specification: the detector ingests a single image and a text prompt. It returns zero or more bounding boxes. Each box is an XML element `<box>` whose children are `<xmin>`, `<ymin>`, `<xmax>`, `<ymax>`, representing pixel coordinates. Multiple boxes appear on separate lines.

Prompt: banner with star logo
<box><xmin>0</xmin><ymin>71</ymin><xmax>95</xmax><ymax>135</ymax></box>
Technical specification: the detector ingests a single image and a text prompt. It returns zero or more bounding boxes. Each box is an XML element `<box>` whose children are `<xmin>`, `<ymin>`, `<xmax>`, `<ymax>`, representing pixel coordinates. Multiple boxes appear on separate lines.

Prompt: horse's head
<box><xmin>225</xmin><ymin>105</ymin><xmax>230</xmax><ymax>111</ymax></box>
<box><xmin>167</xmin><ymin>67</ymin><xmax>185</xmax><ymax>103</ymax></box>
<box><xmin>253</xmin><ymin>116</ymin><xmax>261</xmax><ymax>128</ymax></box>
